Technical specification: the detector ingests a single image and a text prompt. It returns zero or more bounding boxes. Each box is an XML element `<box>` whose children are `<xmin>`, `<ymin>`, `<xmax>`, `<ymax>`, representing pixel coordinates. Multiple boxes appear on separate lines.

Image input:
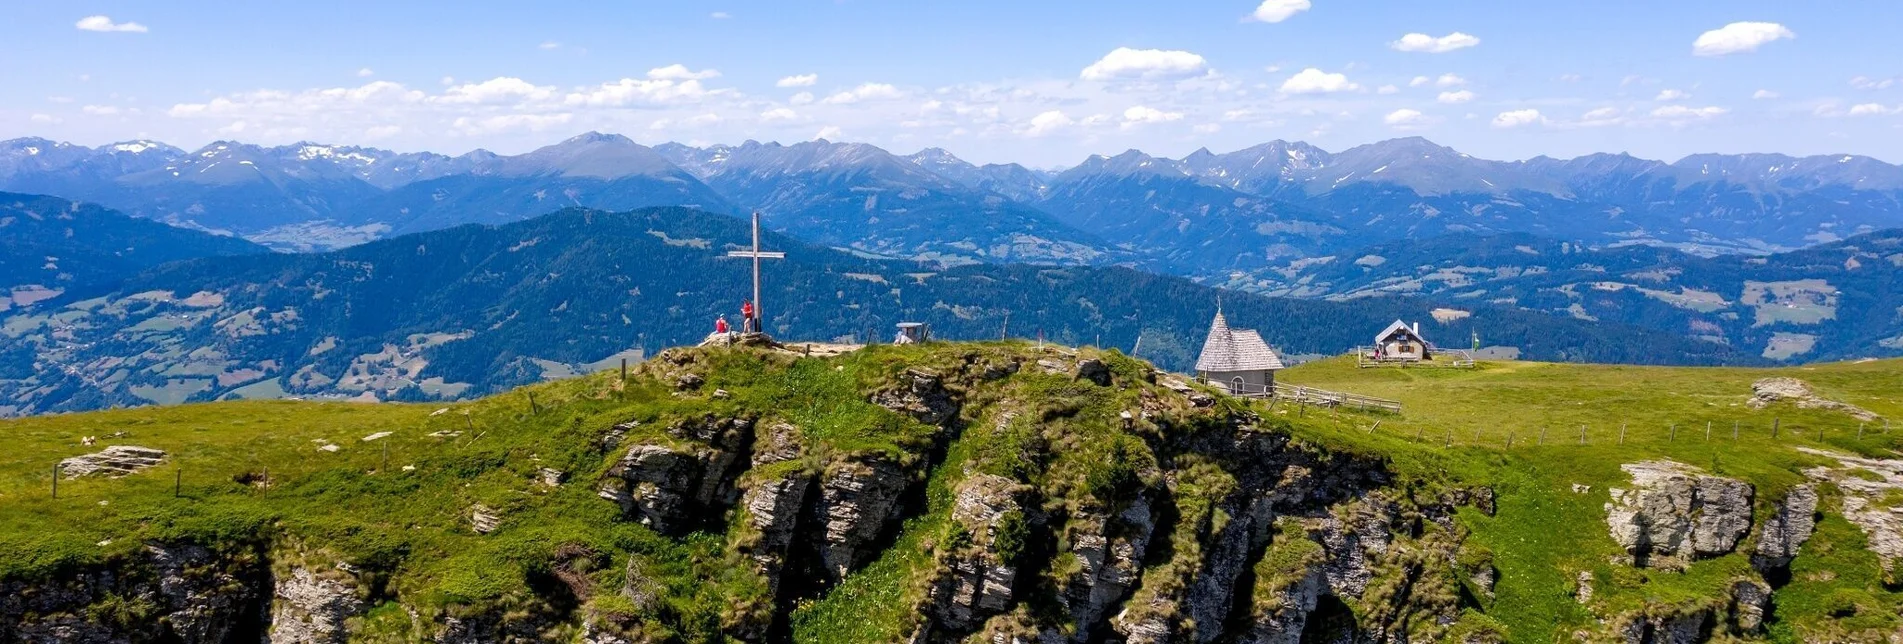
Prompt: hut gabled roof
<box><xmin>1196</xmin><ymin>312</ymin><xmax>1285</xmax><ymax>372</ymax></box>
<box><xmin>1375</xmin><ymin>319</ymin><xmax>1426</xmax><ymax>345</ymax></box>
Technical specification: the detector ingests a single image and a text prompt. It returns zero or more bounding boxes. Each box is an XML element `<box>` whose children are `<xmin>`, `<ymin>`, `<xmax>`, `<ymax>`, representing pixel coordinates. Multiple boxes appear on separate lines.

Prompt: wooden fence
<box><xmin>1213</xmin><ymin>380</ymin><xmax>1404</xmax><ymax>414</ymax></box>
<box><xmin>1354</xmin><ymin>347</ymin><xmax>1477</xmax><ymax>369</ymax></box>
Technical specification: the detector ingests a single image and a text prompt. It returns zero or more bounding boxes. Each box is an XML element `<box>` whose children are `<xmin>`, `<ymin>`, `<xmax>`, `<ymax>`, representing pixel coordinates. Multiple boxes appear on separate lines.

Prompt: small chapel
<box><xmin>1194</xmin><ymin>310</ymin><xmax>1285</xmax><ymax>396</ymax></box>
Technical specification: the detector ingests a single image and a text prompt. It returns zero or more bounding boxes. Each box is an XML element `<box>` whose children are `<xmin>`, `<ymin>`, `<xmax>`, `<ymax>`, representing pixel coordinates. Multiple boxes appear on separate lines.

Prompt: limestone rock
<box><xmin>870</xmin><ymin>368</ymin><xmax>961</xmax><ymax>426</ymax></box>
<box><xmin>738</xmin><ymin>472</ymin><xmax>812</xmax><ymax>601</ymax></box>
<box><xmin>1575</xmin><ymin>571</ymin><xmax>1594</xmax><ymax>604</ymax></box>
<box><xmin>58</xmin><ymin>445</ymin><xmax>165</xmax><ymax>478</ymax></box>
<box><xmin>751</xmin><ymin>422</ymin><xmax>803</xmax><ymax>467</ymax></box>
<box><xmin>598</xmin><ymin>417</ymin><xmax>755</xmax><ymax>535</ymax></box>
<box><xmin>814</xmin><ymin>455</ymin><xmax>911</xmax><ymax>581</ymax></box>
<box><xmin>1752</xmin><ymin>484</ymin><xmax>1818</xmax><ymax>574</ymax></box>
<box><xmin>1605</xmin><ymin>460</ymin><xmax>1754</xmax><ymax>566</ymax></box>
<box><xmin>470</xmin><ymin>504</ymin><xmax>501</xmax><ymax>534</ymax></box>
<box><xmin>1612</xmin><ymin>610</ymin><xmax>1708</xmax><ymax>644</ymax></box>
<box><xmin>1748</xmin><ymin>377</ymin><xmax>1880</xmax><ymax>421</ymax></box>
<box><xmin>922</xmin><ymin>474</ymin><xmax>1027</xmax><ymax>634</ymax></box>
<box><xmin>269</xmin><ymin>567</ymin><xmax>363</xmax><ymax>644</ymax></box>
<box><xmin>1058</xmin><ymin>496</ymin><xmax>1156</xmax><ymax>641</ymax></box>
<box><xmin>1241</xmin><ymin>570</ymin><xmax>1325</xmax><ymax>644</ymax></box>
<box><xmin>1798</xmin><ymin>449</ymin><xmax>1903</xmax><ymax>571</ymax></box>
<box><xmin>537</xmin><ymin>467</ymin><xmax>566</xmax><ymax>487</ymax></box>
<box><xmin>1728</xmin><ymin>578</ymin><xmax>1770</xmax><ymax>632</ymax></box>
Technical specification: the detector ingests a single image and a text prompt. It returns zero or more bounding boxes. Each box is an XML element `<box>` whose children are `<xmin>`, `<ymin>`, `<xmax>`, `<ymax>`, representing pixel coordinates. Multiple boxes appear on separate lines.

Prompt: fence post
<box><xmin>1539</xmin><ymin>428</ymin><xmax>1546</xmax><ymax>446</ymax></box>
<box><xmin>1416</xmin><ymin>426</ymin><xmax>1424</xmax><ymax>441</ymax></box>
<box><xmin>1579</xmin><ymin>425</ymin><xmax>1587</xmax><ymax>445</ymax></box>
<box><xmin>1733</xmin><ymin>420</ymin><xmax>1739</xmax><ymax>440</ymax></box>
<box><xmin>527</xmin><ymin>392</ymin><xmax>539</xmax><ymax>416</ymax></box>
<box><xmin>1619</xmin><ymin>423</ymin><xmax>1626</xmax><ymax>445</ymax></box>
<box><xmin>1705</xmin><ymin>421</ymin><xmax>1711</xmax><ymax>442</ymax></box>
<box><xmin>1369</xmin><ymin>421</ymin><xmax>1382</xmax><ymax>434</ymax></box>
<box><xmin>1506</xmin><ymin>432</ymin><xmax>1513</xmax><ymax>449</ymax></box>
<box><xmin>620</xmin><ymin>358</ymin><xmax>628</xmax><ymax>382</ymax></box>
<box><xmin>175</xmin><ymin>466</ymin><xmax>182</xmax><ymax>498</ymax></box>
<box><xmin>1669</xmin><ymin>424</ymin><xmax>1676</xmax><ymax>442</ymax></box>
<box><xmin>52</xmin><ymin>463</ymin><xmax>59</xmax><ymax>499</ymax></box>
<box><xmin>1772</xmin><ymin>418</ymin><xmax>1780</xmax><ymax>439</ymax></box>
<box><xmin>1859</xmin><ymin>423</ymin><xmax>1866</xmax><ymax>440</ymax></box>
<box><xmin>1444</xmin><ymin>431</ymin><xmax>1452</xmax><ymax>448</ymax></box>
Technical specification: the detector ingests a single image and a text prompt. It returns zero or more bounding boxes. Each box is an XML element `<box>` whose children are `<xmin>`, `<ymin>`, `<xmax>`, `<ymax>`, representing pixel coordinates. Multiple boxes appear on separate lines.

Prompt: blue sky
<box><xmin>3</xmin><ymin>1</ymin><xmax>1900</xmax><ymax>166</ymax></box>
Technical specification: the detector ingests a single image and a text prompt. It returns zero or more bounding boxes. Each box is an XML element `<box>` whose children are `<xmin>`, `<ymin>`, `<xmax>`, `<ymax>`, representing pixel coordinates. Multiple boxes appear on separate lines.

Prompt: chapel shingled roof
<box><xmin>1195</xmin><ymin>312</ymin><xmax>1285</xmax><ymax>372</ymax></box>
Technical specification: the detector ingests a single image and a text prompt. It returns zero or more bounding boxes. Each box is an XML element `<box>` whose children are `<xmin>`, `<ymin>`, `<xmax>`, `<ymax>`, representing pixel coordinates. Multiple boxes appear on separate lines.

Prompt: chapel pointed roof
<box><xmin>1195</xmin><ymin>311</ymin><xmax>1285</xmax><ymax>372</ymax></box>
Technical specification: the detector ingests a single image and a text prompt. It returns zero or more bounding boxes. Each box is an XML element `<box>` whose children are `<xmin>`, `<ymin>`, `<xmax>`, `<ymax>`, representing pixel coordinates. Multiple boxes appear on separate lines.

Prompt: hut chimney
<box><xmin>1412</xmin><ymin>322</ymin><xmax>1419</xmax><ymax>335</ymax></box>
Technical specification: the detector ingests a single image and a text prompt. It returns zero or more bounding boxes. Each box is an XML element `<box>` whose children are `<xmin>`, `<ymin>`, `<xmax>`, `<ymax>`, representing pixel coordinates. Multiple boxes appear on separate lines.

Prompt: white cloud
<box><xmin>813</xmin><ymin>125</ymin><xmax>843</xmax><ymax>141</ymax></box>
<box><xmin>1080</xmin><ymin>47</ymin><xmax>1208</xmax><ymax>82</ymax></box>
<box><xmin>436</xmin><ymin>77</ymin><xmax>555</xmax><ymax>105</ymax></box>
<box><xmin>789</xmin><ymin>92</ymin><xmax>815</xmax><ymax>105</ymax></box>
<box><xmin>1847</xmin><ymin>103</ymin><xmax>1901</xmax><ymax>116</ymax></box>
<box><xmin>451</xmin><ymin>113</ymin><xmax>573</xmax><ymax>135</ymax></box>
<box><xmin>1559</xmin><ymin>74</ymin><xmax>1583</xmax><ymax>83</ymax></box>
<box><xmin>1193</xmin><ymin>123</ymin><xmax>1221</xmax><ymax>134</ymax></box>
<box><xmin>1390</xmin><ymin>32</ymin><xmax>1481</xmax><ymax>53</ymax></box>
<box><xmin>82</xmin><ymin>105</ymin><xmax>121</xmax><ymax>116</ymax></box>
<box><xmin>710</xmin><ymin>11</ymin><xmax>731</xmax><ymax>19</ymax></box>
<box><xmin>30</xmin><ymin>113</ymin><xmax>62</xmax><ymax>124</ymax></box>
<box><xmin>357</xmin><ymin>68</ymin><xmax>375</xmax><ymax>78</ymax></box>
<box><xmin>1025</xmin><ymin>110</ymin><xmax>1075</xmax><ymax>136</ymax></box>
<box><xmin>1577</xmin><ymin>107</ymin><xmax>1623</xmax><ymax>127</ymax></box>
<box><xmin>1409</xmin><ymin>76</ymin><xmax>1431</xmax><ymax>88</ymax></box>
<box><xmin>1279</xmin><ymin>68</ymin><xmax>1359</xmax><ymax>94</ymax></box>
<box><xmin>1655</xmin><ymin>89</ymin><xmax>1689</xmax><ymax>101</ymax></box>
<box><xmin>776</xmin><ymin>74</ymin><xmax>818</xmax><ymax>88</ymax></box>
<box><xmin>75</xmin><ymin>15</ymin><xmax>147</xmax><ymax>33</ymax></box>
<box><xmin>1692</xmin><ymin>22</ymin><xmax>1795</xmax><ymax>56</ymax></box>
<box><xmin>1752</xmin><ymin>89</ymin><xmax>1779</xmax><ymax>100</ymax></box>
<box><xmin>1250</xmin><ymin>0</ymin><xmax>1311</xmax><ymax>23</ymax></box>
<box><xmin>364</xmin><ymin>125</ymin><xmax>402</xmax><ymax>140</ymax></box>
<box><xmin>539</xmin><ymin>41</ymin><xmax>561</xmax><ymax>50</ymax></box>
<box><xmin>1852</xmin><ymin>76</ymin><xmax>1897</xmax><ymax>90</ymax></box>
<box><xmin>1384</xmin><ymin>108</ymin><xmax>1426</xmax><ymax>127</ymax></box>
<box><xmin>1437</xmin><ymin>90</ymin><xmax>1474</xmax><ymax>104</ymax></box>
<box><xmin>564</xmin><ymin>77</ymin><xmax>717</xmax><ymax>107</ymax></box>
<box><xmin>1436</xmin><ymin>74</ymin><xmax>1467</xmax><ymax>87</ymax></box>
<box><xmin>823</xmin><ymin>83</ymin><xmax>903</xmax><ymax>105</ymax></box>
<box><xmin>760</xmin><ymin>107</ymin><xmax>799</xmax><ymax>122</ymax></box>
<box><xmin>1491</xmin><ymin>108</ymin><xmax>1545</xmax><ymax>128</ymax></box>
<box><xmin>647</xmin><ymin>64</ymin><xmax>721</xmax><ymax>81</ymax></box>
<box><xmin>1650</xmin><ymin>105</ymin><xmax>1728</xmax><ymax>120</ymax></box>
<box><xmin>1122</xmin><ymin>105</ymin><xmax>1184</xmax><ymax>127</ymax></box>
<box><xmin>1376</xmin><ymin>84</ymin><xmax>1400</xmax><ymax>95</ymax></box>
<box><xmin>440</xmin><ymin>76</ymin><xmax>456</xmax><ymax>86</ymax></box>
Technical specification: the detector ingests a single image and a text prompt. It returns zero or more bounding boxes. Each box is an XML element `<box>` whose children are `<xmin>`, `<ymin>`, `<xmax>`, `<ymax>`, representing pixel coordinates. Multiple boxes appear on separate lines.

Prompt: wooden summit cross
<box><xmin>725</xmin><ymin>211</ymin><xmax>785</xmax><ymax>332</ymax></box>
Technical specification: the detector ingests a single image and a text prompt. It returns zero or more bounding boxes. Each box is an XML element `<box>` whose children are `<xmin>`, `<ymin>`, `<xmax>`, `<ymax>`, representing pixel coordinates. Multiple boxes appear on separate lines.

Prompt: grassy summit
<box><xmin>1</xmin><ymin>344</ymin><xmax>1900</xmax><ymax>642</ymax></box>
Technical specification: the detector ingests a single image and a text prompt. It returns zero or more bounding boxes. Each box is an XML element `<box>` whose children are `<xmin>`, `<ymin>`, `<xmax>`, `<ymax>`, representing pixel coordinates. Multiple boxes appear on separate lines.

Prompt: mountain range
<box><xmin>0</xmin><ymin>195</ymin><xmax>1745</xmax><ymax>417</ymax></box>
<box><xmin>8</xmin><ymin>133</ymin><xmax>1902</xmax><ymax>265</ymax></box>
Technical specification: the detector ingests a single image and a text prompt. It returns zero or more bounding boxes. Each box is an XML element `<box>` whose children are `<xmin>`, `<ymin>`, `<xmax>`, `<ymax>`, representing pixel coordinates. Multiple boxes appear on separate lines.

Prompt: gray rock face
<box><xmin>1728</xmin><ymin>578</ymin><xmax>1770</xmax><ymax>632</ymax></box>
<box><xmin>1605</xmin><ymin>460</ymin><xmax>1754</xmax><ymax>566</ymax></box>
<box><xmin>751</xmin><ymin>422</ymin><xmax>803</xmax><ymax>467</ymax></box>
<box><xmin>870</xmin><ymin>368</ymin><xmax>961</xmax><ymax>426</ymax></box>
<box><xmin>1752</xmin><ymin>484</ymin><xmax>1818</xmax><ymax>573</ymax></box>
<box><xmin>58</xmin><ymin>445</ymin><xmax>166</xmax><ymax>478</ymax></box>
<box><xmin>1185</xmin><ymin>495</ymin><xmax>1277</xmax><ymax>643</ymax></box>
<box><xmin>922</xmin><ymin>474</ymin><xmax>1026</xmax><ymax>634</ymax></box>
<box><xmin>1798</xmin><ymin>449</ymin><xmax>1903</xmax><ymax>571</ymax></box>
<box><xmin>815</xmin><ymin>455</ymin><xmax>911</xmax><ymax>580</ymax></box>
<box><xmin>1242</xmin><ymin>569</ymin><xmax>1325</xmax><ymax>644</ymax></box>
<box><xmin>739</xmin><ymin>472</ymin><xmax>812</xmax><ymax>601</ymax></box>
<box><xmin>1613</xmin><ymin>610</ymin><xmax>1708</xmax><ymax>644</ymax></box>
<box><xmin>268</xmin><ymin>567</ymin><xmax>363</xmax><ymax>644</ymax></box>
<box><xmin>1</xmin><ymin>541</ymin><xmax>270</xmax><ymax>643</ymax></box>
<box><xmin>597</xmin><ymin>416</ymin><xmax>755</xmax><ymax>535</ymax></box>
<box><xmin>1058</xmin><ymin>496</ymin><xmax>1156</xmax><ymax>641</ymax></box>
<box><xmin>470</xmin><ymin>504</ymin><xmax>501</xmax><ymax>534</ymax></box>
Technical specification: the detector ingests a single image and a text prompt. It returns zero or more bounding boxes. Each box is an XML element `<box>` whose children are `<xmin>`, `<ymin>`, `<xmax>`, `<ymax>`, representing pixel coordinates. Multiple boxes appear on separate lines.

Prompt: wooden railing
<box><xmin>1354</xmin><ymin>347</ymin><xmax>1477</xmax><ymax>369</ymax></box>
<box><xmin>1207</xmin><ymin>380</ymin><xmax>1403</xmax><ymax>414</ymax></box>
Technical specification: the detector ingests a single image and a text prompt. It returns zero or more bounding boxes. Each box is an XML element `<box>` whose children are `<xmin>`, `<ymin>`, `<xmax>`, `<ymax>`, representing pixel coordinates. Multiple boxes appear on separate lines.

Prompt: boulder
<box><xmin>1728</xmin><ymin>578</ymin><xmax>1770</xmax><ymax>632</ymax></box>
<box><xmin>268</xmin><ymin>567</ymin><xmax>363</xmax><ymax>644</ymax></box>
<box><xmin>58</xmin><ymin>445</ymin><xmax>166</xmax><ymax>478</ymax></box>
<box><xmin>598</xmin><ymin>417</ymin><xmax>755</xmax><ymax>535</ymax></box>
<box><xmin>1075</xmin><ymin>358</ymin><xmax>1112</xmax><ymax>386</ymax></box>
<box><xmin>1605</xmin><ymin>461</ymin><xmax>1754</xmax><ymax>566</ymax></box>
<box><xmin>869</xmin><ymin>368</ymin><xmax>961</xmax><ymax>426</ymax></box>
<box><xmin>1752</xmin><ymin>484</ymin><xmax>1818</xmax><ymax>575</ymax></box>
<box><xmin>1747</xmin><ymin>377</ymin><xmax>1880</xmax><ymax>421</ymax></box>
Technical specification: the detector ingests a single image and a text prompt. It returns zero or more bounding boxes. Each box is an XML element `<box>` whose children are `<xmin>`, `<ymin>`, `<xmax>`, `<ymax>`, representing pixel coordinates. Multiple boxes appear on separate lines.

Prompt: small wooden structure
<box><xmin>1357</xmin><ymin>319</ymin><xmax>1475</xmax><ymax>368</ymax></box>
<box><xmin>1194</xmin><ymin>311</ymin><xmax>1285</xmax><ymax>397</ymax></box>
<box><xmin>893</xmin><ymin>322</ymin><xmax>931</xmax><ymax>345</ymax></box>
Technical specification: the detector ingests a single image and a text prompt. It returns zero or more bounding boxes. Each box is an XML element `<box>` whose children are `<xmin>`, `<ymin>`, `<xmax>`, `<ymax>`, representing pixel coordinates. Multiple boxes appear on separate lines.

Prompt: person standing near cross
<box><xmin>725</xmin><ymin>211</ymin><xmax>785</xmax><ymax>336</ymax></box>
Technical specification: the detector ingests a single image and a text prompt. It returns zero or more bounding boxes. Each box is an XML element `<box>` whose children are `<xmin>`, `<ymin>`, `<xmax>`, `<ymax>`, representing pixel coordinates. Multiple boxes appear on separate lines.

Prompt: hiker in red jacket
<box><xmin>715</xmin><ymin>315</ymin><xmax>730</xmax><ymax>335</ymax></box>
<box><xmin>740</xmin><ymin>299</ymin><xmax>756</xmax><ymax>333</ymax></box>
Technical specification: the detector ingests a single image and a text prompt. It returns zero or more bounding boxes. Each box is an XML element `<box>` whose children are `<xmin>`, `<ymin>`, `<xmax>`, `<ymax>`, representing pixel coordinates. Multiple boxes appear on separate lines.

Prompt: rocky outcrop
<box><xmin>1605</xmin><ymin>461</ymin><xmax>1754</xmax><ymax>566</ymax></box>
<box><xmin>815</xmin><ymin>454</ymin><xmax>912</xmax><ymax>581</ymax></box>
<box><xmin>1752</xmin><ymin>484</ymin><xmax>1819</xmax><ymax>576</ymax></box>
<box><xmin>1055</xmin><ymin>496</ymin><xmax>1156</xmax><ymax>641</ymax></box>
<box><xmin>58</xmin><ymin>445</ymin><xmax>166</xmax><ymax>478</ymax></box>
<box><xmin>1728</xmin><ymin>578</ymin><xmax>1770</xmax><ymax>632</ymax></box>
<box><xmin>919</xmin><ymin>474</ymin><xmax>1029</xmax><ymax>636</ymax></box>
<box><xmin>597</xmin><ymin>416</ymin><xmax>755</xmax><ymax>535</ymax></box>
<box><xmin>1798</xmin><ymin>449</ymin><xmax>1903</xmax><ymax>571</ymax></box>
<box><xmin>1611</xmin><ymin>609</ymin><xmax>1709</xmax><ymax>644</ymax></box>
<box><xmin>268</xmin><ymin>567</ymin><xmax>363</xmax><ymax>644</ymax></box>
<box><xmin>1075</xmin><ymin>358</ymin><xmax>1112</xmax><ymax>386</ymax></box>
<box><xmin>1748</xmin><ymin>377</ymin><xmax>1880</xmax><ymax>421</ymax></box>
<box><xmin>738</xmin><ymin>474</ymin><xmax>811</xmax><ymax>598</ymax></box>
<box><xmin>871</xmin><ymin>368</ymin><xmax>962</xmax><ymax>426</ymax></box>
<box><xmin>0</xmin><ymin>541</ymin><xmax>271</xmax><ymax>643</ymax></box>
